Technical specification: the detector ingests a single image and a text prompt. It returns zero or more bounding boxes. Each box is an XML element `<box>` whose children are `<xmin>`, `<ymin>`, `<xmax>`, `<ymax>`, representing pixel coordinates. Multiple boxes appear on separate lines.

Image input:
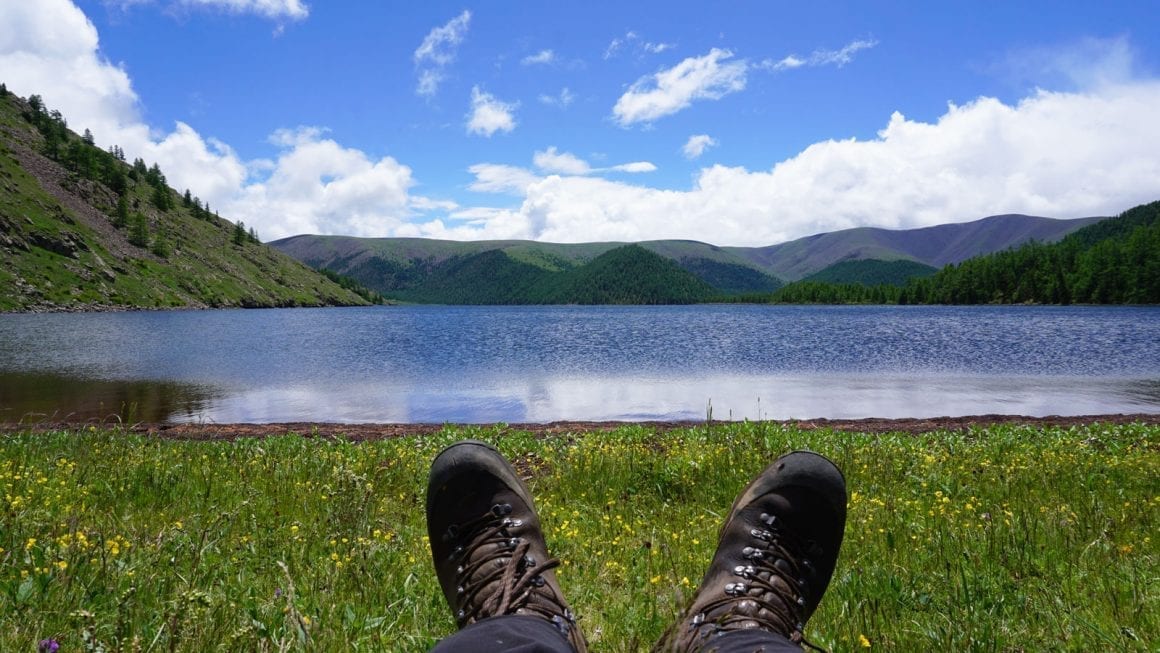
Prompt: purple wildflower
<box><xmin>275</xmin><ymin>587</ymin><xmax>283</xmax><ymax>599</ymax></box>
<box><xmin>39</xmin><ymin>639</ymin><xmax>60</xmax><ymax>653</ymax></box>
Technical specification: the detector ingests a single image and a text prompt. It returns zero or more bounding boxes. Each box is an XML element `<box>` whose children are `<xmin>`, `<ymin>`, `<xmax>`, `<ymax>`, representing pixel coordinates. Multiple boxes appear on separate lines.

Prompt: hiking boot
<box><xmin>656</xmin><ymin>451</ymin><xmax>847</xmax><ymax>652</ymax></box>
<box><xmin>427</xmin><ymin>440</ymin><xmax>587</xmax><ymax>652</ymax></box>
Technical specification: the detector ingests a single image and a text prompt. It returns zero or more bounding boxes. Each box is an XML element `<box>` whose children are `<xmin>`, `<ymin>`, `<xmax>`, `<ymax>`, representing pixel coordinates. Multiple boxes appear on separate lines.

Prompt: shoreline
<box><xmin>3</xmin><ymin>412</ymin><xmax>1158</xmax><ymax>440</ymax></box>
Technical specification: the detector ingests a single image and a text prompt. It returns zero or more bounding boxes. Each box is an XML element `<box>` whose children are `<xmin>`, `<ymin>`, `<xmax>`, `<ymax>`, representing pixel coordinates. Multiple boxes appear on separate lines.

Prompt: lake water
<box><xmin>1</xmin><ymin>305</ymin><xmax>1158</xmax><ymax>423</ymax></box>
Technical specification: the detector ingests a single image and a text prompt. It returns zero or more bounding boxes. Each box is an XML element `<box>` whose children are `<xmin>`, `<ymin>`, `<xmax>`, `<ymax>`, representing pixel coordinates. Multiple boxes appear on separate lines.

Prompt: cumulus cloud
<box><xmin>521</xmin><ymin>49</ymin><xmax>555</xmax><ymax>66</ymax></box>
<box><xmin>533</xmin><ymin>146</ymin><xmax>590</xmax><ymax>175</ymax></box>
<box><xmin>413</xmin><ymin>10</ymin><xmax>471</xmax><ymax>97</ymax></box>
<box><xmin>466</xmin><ymin>86</ymin><xmax>517</xmax><ymax>136</ymax></box>
<box><xmin>0</xmin><ymin>0</ymin><xmax>441</xmax><ymax>240</ymax></box>
<box><xmin>227</xmin><ymin>127</ymin><xmax>415</xmax><ymax>238</ymax></box>
<box><xmin>763</xmin><ymin>38</ymin><xmax>877</xmax><ymax>71</ymax></box>
<box><xmin>538</xmin><ymin>87</ymin><xmax>575</xmax><ymax>108</ymax></box>
<box><xmin>443</xmin><ymin>84</ymin><xmax>1160</xmax><ymax>245</ymax></box>
<box><xmin>683</xmin><ymin>134</ymin><xmax>717</xmax><ymax>159</ymax></box>
<box><xmin>612</xmin><ymin>48</ymin><xmax>747</xmax><ymax>126</ymax></box>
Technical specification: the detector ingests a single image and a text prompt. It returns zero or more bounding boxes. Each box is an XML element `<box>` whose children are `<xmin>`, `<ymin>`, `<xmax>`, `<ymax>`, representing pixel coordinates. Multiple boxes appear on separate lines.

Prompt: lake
<box><xmin>1</xmin><ymin>305</ymin><xmax>1158</xmax><ymax>423</ymax></box>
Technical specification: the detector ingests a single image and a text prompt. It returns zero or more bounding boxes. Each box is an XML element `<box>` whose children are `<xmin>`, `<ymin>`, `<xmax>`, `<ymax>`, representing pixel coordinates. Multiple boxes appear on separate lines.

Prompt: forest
<box><xmin>751</xmin><ymin>201</ymin><xmax>1159</xmax><ymax>305</ymax></box>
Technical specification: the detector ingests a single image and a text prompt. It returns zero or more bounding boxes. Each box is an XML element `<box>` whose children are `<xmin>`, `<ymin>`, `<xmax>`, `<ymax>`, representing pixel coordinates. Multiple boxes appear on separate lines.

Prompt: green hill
<box><xmin>0</xmin><ymin>88</ymin><xmax>368</xmax><ymax>311</ymax></box>
<box><xmin>271</xmin><ymin>235</ymin><xmax>779</xmax><ymax>302</ymax></box>
<box><xmin>805</xmin><ymin>259</ymin><xmax>937</xmax><ymax>286</ymax></box>
<box><xmin>272</xmin><ymin>215</ymin><xmax>1101</xmax><ymax>305</ymax></box>
<box><xmin>331</xmin><ymin>244</ymin><xmax>714</xmax><ymax>305</ymax></box>
<box><xmin>900</xmin><ymin>200</ymin><xmax>1160</xmax><ymax>304</ymax></box>
<box><xmin>534</xmin><ymin>244</ymin><xmax>715</xmax><ymax>304</ymax></box>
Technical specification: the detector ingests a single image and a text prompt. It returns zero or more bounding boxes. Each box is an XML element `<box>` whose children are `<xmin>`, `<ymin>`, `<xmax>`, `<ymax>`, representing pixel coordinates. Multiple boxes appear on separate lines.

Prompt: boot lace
<box><xmin>443</xmin><ymin>503</ymin><xmax>578</xmax><ymax>634</ymax></box>
<box><xmin>688</xmin><ymin>511</ymin><xmax>828</xmax><ymax>652</ymax></box>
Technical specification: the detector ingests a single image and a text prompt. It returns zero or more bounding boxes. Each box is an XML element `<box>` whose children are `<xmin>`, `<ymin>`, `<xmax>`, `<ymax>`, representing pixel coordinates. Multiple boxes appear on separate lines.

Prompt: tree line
<box><xmin>746</xmin><ymin>201</ymin><xmax>1160</xmax><ymax>305</ymax></box>
<box><xmin>18</xmin><ymin>92</ymin><xmax>259</xmax><ymax>257</ymax></box>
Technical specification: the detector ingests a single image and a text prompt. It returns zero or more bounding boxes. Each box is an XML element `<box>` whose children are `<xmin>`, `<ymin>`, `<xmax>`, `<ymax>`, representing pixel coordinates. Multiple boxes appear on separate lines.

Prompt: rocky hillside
<box><xmin>0</xmin><ymin>87</ymin><xmax>368</xmax><ymax>311</ymax></box>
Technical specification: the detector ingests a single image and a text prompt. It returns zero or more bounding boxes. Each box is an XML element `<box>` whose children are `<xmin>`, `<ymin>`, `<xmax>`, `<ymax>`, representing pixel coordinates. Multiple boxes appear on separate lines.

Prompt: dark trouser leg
<box><xmin>701</xmin><ymin>628</ymin><xmax>804</xmax><ymax>652</ymax></box>
<box><xmin>430</xmin><ymin>615</ymin><xmax>576</xmax><ymax>653</ymax></box>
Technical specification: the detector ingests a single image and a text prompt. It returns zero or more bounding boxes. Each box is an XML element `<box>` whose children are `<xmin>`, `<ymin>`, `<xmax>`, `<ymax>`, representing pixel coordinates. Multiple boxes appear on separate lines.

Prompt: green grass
<box><xmin>1</xmin><ymin>423</ymin><xmax>1155</xmax><ymax>651</ymax></box>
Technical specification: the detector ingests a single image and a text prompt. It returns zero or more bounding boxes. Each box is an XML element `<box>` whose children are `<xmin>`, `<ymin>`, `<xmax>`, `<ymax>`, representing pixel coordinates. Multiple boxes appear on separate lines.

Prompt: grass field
<box><xmin>1</xmin><ymin>422</ymin><xmax>1156</xmax><ymax>651</ymax></box>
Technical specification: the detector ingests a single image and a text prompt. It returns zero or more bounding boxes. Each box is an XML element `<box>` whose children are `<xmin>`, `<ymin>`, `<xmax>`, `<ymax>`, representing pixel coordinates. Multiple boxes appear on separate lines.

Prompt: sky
<box><xmin>2</xmin><ymin>1</ymin><xmax>1159</xmax><ymax>246</ymax></box>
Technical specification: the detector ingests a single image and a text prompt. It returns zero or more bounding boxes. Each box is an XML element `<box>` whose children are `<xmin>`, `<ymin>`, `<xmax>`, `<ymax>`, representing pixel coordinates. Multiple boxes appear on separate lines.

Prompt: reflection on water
<box><xmin>167</xmin><ymin>374</ymin><xmax>1160</xmax><ymax>424</ymax></box>
<box><xmin>0</xmin><ymin>305</ymin><xmax>1158</xmax><ymax>423</ymax></box>
<box><xmin>0</xmin><ymin>372</ymin><xmax>221</xmax><ymax>423</ymax></box>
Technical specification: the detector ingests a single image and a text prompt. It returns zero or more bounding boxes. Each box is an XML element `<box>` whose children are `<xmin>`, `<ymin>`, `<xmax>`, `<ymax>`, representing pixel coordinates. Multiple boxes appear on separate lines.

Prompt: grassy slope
<box><xmin>0</xmin><ymin>92</ymin><xmax>367</xmax><ymax>311</ymax></box>
<box><xmin>0</xmin><ymin>423</ymin><xmax>1154</xmax><ymax>651</ymax></box>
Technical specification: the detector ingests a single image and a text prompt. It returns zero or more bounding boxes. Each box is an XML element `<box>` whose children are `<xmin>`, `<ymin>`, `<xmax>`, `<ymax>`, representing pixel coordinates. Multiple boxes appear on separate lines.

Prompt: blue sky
<box><xmin>3</xmin><ymin>1</ymin><xmax>1159</xmax><ymax>244</ymax></box>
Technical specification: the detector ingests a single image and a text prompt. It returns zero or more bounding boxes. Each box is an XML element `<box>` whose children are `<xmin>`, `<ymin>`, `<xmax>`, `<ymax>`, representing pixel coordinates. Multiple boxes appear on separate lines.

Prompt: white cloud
<box><xmin>413</xmin><ymin>10</ymin><xmax>471</xmax><ymax>97</ymax></box>
<box><xmin>107</xmin><ymin>0</ymin><xmax>309</xmax><ymax>20</ymax></box>
<box><xmin>612</xmin><ymin>48</ymin><xmax>747</xmax><ymax>126</ymax></box>
<box><xmin>0</xmin><ymin>0</ymin><xmax>436</xmax><ymax>240</ymax></box>
<box><xmin>468</xmin><ymin>149</ymin><xmax>655</xmax><ymax>198</ymax></box>
<box><xmin>609</xmin><ymin>161</ymin><xmax>657</xmax><ymax>173</ymax></box>
<box><xmin>435</xmin><ymin>83</ymin><xmax>1160</xmax><ymax>245</ymax></box>
<box><xmin>767</xmin><ymin>55</ymin><xmax>805</xmax><ymax>71</ymax></box>
<box><xmin>538</xmin><ymin>87</ymin><xmax>576</xmax><ymax>108</ymax></box>
<box><xmin>529</xmin><ymin>148</ymin><xmax>655</xmax><ymax>176</ymax></box>
<box><xmin>683</xmin><ymin>134</ymin><xmax>717</xmax><ymax>159</ymax></box>
<box><xmin>533</xmin><ymin>146</ymin><xmax>590</xmax><ymax>175</ymax></box>
<box><xmin>467</xmin><ymin>163</ymin><xmax>539</xmax><ymax>195</ymax></box>
<box><xmin>762</xmin><ymin>39</ymin><xmax>877</xmax><ymax>71</ymax></box>
<box><xmin>466</xmin><ymin>86</ymin><xmax>517</xmax><ymax>137</ymax></box>
<box><xmin>603</xmin><ymin>30</ymin><xmax>673</xmax><ymax>59</ymax></box>
<box><xmin>521</xmin><ymin>49</ymin><xmax>555</xmax><ymax>66</ymax></box>
<box><xmin>409</xmin><ymin>196</ymin><xmax>459</xmax><ymax>212</ymax></box>
<box><xmin>227</xmin><ymin>127</ymin><xmax>415</xmax><ymax>238</ymax></box>
<box><xmin>603</xmin><ymin>31</ymin><xmax>635</xmax><ymax>59</ymax></box>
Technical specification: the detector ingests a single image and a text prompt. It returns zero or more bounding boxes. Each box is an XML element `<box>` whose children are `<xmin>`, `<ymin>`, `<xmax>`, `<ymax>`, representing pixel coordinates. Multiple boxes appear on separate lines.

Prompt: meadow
<box><xmin>1</xmin><ymin>422</ymin><xmax>1155</xmax><ymax>651</ymax></box>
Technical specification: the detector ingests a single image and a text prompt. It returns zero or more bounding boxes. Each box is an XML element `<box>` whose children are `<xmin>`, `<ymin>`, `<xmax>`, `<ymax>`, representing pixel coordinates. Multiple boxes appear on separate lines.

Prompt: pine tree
<box><xmin>232</xmin><ymin>220</ymin><xmax>248</xmax><ymax>246</ymax></box>
<box><xmin>113</xmin><ymin>194</ymin><xmax>130</xmax><ymax>228</ymax></box>
<box><xmin>129</xmin><ymin>212</ymin><xmax>150</xmax><ymax>247</ymax></box>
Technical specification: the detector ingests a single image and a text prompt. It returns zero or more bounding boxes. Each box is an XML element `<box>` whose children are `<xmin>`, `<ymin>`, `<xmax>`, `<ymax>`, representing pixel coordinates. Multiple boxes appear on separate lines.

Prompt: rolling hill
<box><xmin>270</xmin><ymin>235</ymin><xmax>781</xmax><ymax>302</ymax></box>
<box><xmin>272</xmin><ymin>213</ymin><xmax>1103</xmax><ymax>304</ymax></box>
<box><xmin>726</xmin><ymin>213</ymin><xmax>1103</xmax><ymax>281</ymax></box>
<box><xmin>0</xmin><ymin>88</ymin><xmax>368</xmax><ymax>311</ymax></box>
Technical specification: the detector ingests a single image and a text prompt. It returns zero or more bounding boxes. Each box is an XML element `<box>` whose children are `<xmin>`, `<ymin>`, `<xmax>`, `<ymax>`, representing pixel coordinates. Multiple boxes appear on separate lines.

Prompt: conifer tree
<box><xmin>113</xmin><ymin>194</ymin><xmax>129</xmax><ymax>228</ymax></box>
<box><xmin>129</xmin><ymin>212</ymin><xmax>150</xmax><ymax>247</ymax></box>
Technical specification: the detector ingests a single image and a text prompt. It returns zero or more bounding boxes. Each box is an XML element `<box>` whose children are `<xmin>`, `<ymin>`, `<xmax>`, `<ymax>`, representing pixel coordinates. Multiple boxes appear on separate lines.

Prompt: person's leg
<box><xmin>426</xmin><ymin>440</ymin><xmax>587</xmax><ymax>653</ymax></box>
<box><xmin>430</xmin><ymin>615</ymin><xmax>576</xmax><ymax>653</ymax></box>
<box><xmin>656</xmin><ymin>451</ymin><xmax>848</xmax><ymax>652</ymax></box>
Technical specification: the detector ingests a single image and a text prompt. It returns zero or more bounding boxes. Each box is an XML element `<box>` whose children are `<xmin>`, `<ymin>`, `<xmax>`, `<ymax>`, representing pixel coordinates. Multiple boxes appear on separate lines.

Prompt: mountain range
<box><xmin>271</xmin><ymin>213</ymin><xmax>1102</xmax><ymax>303</ymax></box>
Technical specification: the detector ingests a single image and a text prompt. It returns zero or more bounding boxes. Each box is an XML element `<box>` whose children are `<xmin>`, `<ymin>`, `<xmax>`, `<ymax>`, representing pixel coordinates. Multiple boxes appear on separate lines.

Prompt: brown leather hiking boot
<box><xmin>427</xmin><ymin>440</ymin><xmax>587</xmax><ymax>652</ymax></box>
<box><xmin>656</xmin><ymin>451</ymin><xmax>847</xmax><ymax>652</ymax></box>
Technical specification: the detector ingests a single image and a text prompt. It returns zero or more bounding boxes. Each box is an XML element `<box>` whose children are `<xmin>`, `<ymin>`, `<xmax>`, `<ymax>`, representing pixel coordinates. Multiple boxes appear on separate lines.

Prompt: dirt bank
<box><xmin>2</xmin><ymin>413</ymin><xmax>1157</xmax><ymax>440</ymax></box>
